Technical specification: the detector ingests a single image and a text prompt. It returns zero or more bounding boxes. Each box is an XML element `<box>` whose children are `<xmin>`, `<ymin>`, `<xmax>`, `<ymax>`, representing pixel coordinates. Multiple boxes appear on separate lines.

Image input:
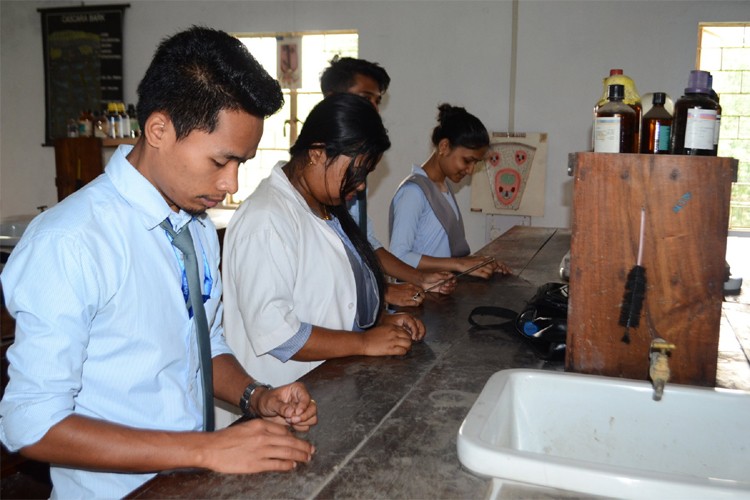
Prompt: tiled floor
<box><xmin>718</xmin><ymin>235</ymin><xmax>750</xmax><ymax>391</ymax></box>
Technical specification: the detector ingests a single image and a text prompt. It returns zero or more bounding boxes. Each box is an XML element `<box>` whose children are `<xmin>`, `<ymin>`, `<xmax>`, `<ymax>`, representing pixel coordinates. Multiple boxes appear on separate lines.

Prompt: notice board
<box><xmin>39</xmin><ymin>4</ymin><xmax>129</xmax><ymax>145</ymax></box>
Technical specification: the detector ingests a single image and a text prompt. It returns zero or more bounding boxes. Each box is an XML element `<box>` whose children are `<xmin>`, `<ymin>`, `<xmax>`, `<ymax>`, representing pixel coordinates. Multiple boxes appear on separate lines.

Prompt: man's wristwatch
<box><xmin>239</xmin><ymin>381</ymin><xmax>272</xmax><ymax>418</ymax></box>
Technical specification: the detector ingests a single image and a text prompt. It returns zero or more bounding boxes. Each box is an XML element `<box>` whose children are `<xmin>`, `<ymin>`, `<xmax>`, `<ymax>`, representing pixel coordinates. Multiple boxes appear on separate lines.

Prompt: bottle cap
<box><xmin>652</xmin><ymin>92</ymin><xmax>666</xmax><ymax>105</ymax></box>
<box><xmin>685</xmin><ymin>70</ymin><xmax>712</xmax><ymax>94</ymax></box>
<box><xmin>609</xmin><ymin>69</ymin><xmax>623</xmax><ymax>76</ymax></box>
<box><xmin>608</xmin><ymin>84</ymin><xmax>625</xmax><ymax>100</ymax></box>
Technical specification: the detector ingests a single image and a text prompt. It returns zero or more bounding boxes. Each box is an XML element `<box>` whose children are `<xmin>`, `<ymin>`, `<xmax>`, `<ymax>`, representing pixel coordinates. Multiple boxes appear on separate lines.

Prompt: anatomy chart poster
<box><xmin>470</xmin><ymin>133</ymin><xmax>547</xmax><ymax>216</ymax></box>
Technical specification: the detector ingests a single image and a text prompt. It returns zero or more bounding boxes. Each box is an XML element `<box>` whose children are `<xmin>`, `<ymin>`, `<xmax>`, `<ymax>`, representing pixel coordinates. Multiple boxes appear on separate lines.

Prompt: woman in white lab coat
<box><xmin>218</xmin><ymin>94</ymin><xmax>425</xmax><ymax>426</ymax></box>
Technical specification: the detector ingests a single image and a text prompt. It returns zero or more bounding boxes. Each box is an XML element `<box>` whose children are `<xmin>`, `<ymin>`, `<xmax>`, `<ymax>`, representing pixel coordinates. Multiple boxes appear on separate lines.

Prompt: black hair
<box><xmin>320</xmin><ymin>56</ymin><xmax>391</xmax><ymax>95</ymax></box>
<box><xmin>136</xmin><ymin>26</ymin><xmax>283</xmax><ymax>140</ymax></box>
<box><xmin>288</xmin><ymin>93</ymin><xmax>391</xmax><ymax>316</ymax></box>
<box><xmin>431</xmin><ymin>103</ymin><xmax>490</xmax><ymax>150</ymax></box>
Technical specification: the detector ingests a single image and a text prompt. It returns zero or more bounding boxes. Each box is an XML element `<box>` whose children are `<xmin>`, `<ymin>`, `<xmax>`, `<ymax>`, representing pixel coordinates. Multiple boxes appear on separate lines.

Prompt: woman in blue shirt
<box><xmin>389</xmin><ymin>104</ymin><xmax>510</xmax><ymax>278</ymax></box>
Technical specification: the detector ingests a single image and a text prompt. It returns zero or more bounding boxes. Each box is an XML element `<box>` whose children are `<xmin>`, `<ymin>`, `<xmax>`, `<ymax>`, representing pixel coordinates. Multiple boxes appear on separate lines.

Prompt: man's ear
<box><xmin>143</xmin><ymin>111</ymin><xmax>170</xmax><ymax>147</ymax></box>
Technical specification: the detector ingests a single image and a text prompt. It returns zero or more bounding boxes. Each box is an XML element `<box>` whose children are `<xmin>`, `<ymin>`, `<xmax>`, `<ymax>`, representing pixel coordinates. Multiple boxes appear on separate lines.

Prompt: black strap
<box><xmin>468</xmin><ymin>304</ymin><xmax>566</xmax><ymax>361</ymax></box>
<box><xmin>468</xmin><ymin>306</ymin><xmax>518</xmax><ymax>330</ymax></box>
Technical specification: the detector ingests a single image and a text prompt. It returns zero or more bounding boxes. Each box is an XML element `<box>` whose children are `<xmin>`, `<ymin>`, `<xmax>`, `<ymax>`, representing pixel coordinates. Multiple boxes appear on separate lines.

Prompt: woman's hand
<box><xmin>255</xmin><ymin>382</ymin><xmax>318</xmax><ymax>432</ymax></box>
<box><xmin>379</xmin><ymin>312</ymin><xmax>426</xmax><ymax>342</ymax></box>
<box><xmin>385</xmin><ymin>282</ymin><xmax>425</xmax><ymax>307</ymax></box>
<box><xmin>419</xmin><ymin>271</ymin><xmax>457</xmax><ymax>295</ymax></box>
<box><xmin>456</xmin><ymin>256</ymin><xmax>512</xmax><ymax>279</ymax></box>
<box><xmin>361</xmin><ymin>322</ymin><xmax>414</xmax><ymax>356</ymax></box>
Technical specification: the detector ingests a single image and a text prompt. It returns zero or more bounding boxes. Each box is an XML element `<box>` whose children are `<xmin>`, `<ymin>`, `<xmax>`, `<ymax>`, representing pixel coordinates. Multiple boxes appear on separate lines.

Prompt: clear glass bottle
<box><xmin>93</xmin><ymin>107</ymin><xmax>109</xmax><ymax>138</ymax></box>
<box><xmin>66</xmin><ymin>118</ymin><xmax>79</xmax><ymax>138</ymax></box>
<box><xmin>107</xmin><ymin>102</ymin><xmax>120</xmax><ymax>139</ymax></box>
<box><xmin>594</xmin><ymin>84</ymin><xmax>637</xmax><ymax>153</ymax></box>
<box><xmin>670</xmin><ymin>70</ymin><xmax>720</xmax><ymax>156</ymax></box>
<box><xmin>118</xmin><ymin>103</ymin><xmax>131</xmax><ymax>139</ymax></box>
<box><xmin>77</xmin><ymin>109</ymin><xmax>93</xmax><ymax>138</ymax></box>
<box><xmin>127</xmin><ymin>104</ymin><xmax>140</xmax><ymax>138</ymax></box>
<box><xmin>640</xmin><ymin>92</ymin><xmax>672</xmax><ymax>154</ymax></box>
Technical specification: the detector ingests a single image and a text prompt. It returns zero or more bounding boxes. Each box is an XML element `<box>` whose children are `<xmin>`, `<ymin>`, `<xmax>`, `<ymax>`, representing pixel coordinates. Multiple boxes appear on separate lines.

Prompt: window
<box><xmin>227</xmin><ymin>32</ymin><xmax>358</xmax><ymax>204</ymax></box>
<box><xmin>698</xmin><ymin>23</ymin><xmax>750</xmax><ymax>231</ymax></box>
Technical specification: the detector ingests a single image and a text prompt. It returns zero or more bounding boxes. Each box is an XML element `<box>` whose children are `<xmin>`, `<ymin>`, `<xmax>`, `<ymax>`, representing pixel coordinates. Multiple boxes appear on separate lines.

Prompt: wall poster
<box><xmin>470</xmin><ymin>132</ymin><xmax>548</xmax><ymax>217</ymax></box>
<box><xmin>39</xmin><ymin>4</ymin><xmax>129</xmax><ymax>145</ymax></box>
<box><xmin>277</xmin><ymin>36</ymin><xmax>302</xmax><ymax>89</ymax></box>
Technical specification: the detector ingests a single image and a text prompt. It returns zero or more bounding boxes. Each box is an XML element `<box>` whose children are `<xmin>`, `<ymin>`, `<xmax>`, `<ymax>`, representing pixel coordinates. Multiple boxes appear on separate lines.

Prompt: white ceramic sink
<box><xmin>458</xmin><ymin>369</ymin><xmax>750</xmax><ymax>499</ymax></box>
<box><xmin>0</xmin><ymin>217</ymin><xmax>33</xmax><ymax>247</ymax></box>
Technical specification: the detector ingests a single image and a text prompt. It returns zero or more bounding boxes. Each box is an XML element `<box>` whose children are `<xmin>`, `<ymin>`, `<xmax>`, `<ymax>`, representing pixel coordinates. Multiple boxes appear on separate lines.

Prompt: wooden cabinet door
<box><xmin>53</xmin><ymin>137</ymin><xmax>104</xmax><ymax>201</ymax></box>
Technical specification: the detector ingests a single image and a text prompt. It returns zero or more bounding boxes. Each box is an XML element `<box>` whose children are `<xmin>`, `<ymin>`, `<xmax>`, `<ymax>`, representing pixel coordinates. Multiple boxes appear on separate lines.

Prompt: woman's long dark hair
<box><xmin>288</xmin><ymin>93</ymin><xmax>391</xmax><ymax>317</ymax></box>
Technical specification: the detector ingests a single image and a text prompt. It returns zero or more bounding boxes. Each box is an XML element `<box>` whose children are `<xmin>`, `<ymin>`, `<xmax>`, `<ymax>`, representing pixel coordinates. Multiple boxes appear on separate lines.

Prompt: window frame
<box><xmin>226</xmin><ymin>30</ymin><xmax>359</xmax><ymax>205</ymax></box>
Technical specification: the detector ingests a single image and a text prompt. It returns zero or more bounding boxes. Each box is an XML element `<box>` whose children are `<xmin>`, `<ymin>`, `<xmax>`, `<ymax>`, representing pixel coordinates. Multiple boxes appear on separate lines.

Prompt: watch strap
<box><xmin>239</xmin><ymin>381</ymin><xmax>272</xmax><ymax>418</ymax></box>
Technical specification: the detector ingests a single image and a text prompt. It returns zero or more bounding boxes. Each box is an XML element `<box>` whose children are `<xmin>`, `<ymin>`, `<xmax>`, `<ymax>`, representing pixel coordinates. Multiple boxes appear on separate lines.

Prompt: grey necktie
<box><xmin>160</xmin><ymin>219</ymin><xmax>214</xmax><ymax>432</ymax></box>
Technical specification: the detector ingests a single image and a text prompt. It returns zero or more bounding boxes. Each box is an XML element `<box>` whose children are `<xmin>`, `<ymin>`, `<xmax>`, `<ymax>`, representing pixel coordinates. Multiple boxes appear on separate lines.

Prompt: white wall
<box><xmin>1</xmin><ymin>0</ymin><xmax>747</xmax><ymax>252</ymax></box>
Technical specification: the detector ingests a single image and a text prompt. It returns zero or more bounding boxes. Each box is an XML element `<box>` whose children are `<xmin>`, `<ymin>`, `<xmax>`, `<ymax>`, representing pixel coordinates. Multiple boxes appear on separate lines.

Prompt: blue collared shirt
<box><xmin>0</xmin><ymin>145</ymin><xmax>231</xmax><ymax>499</ymax></box>
<box><xmin>389</xmin><ymin>165</ymin><xmax>460</xmax><ymax>267</ymax></box>
<box><xmin>347</xmin><ymin>194</ymin><xmax>383</xmax><ymax>250</ymax></box>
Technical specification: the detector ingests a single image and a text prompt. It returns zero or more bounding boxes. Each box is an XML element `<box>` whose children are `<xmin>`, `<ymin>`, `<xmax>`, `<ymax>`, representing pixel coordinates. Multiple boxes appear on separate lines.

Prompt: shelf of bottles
<box><xmin>68</xmin><ymin>102</ymin><xmax>141</xmax><ymax>145</ymax></box>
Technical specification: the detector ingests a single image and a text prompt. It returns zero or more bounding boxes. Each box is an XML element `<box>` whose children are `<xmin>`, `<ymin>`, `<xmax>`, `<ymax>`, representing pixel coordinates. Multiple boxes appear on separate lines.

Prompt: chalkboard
<box><xmin>39</xmin><ymin>4</ymin><xmax>129</xmax><ymax>145</ymax></box>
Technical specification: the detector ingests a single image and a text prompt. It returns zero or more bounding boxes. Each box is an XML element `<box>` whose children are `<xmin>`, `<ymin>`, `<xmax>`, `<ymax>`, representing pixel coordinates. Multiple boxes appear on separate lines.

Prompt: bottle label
<box><xmin>684</xmin><ymin>108</ymin><xmax>716</xmax><ymax>151</ymax></box>
<box><xmin>714</xmin><ymin>114</ymin><xmax>721</xmax><ymax>146</ymax></box>
<box><xmin>656</xmin><ymin>123</ymin><xmax>671</xmax><ymax>152</ymax></box>
<box><xmin>594</xmin><ymin>116</ymin><xmax>622</xmax><ymax>153</ymax></box>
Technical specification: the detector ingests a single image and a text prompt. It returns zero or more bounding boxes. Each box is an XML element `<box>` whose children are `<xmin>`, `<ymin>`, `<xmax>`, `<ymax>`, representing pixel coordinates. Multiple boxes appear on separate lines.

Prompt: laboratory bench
<box><xmin>126</xmin><ymin>226</ymin><xmax>573</xmax><ymax>498</ymax></box>
<box><xmin>2</xmin><ymin>226</ymin><xmax>748</xmax><ymax>499</ymax></box>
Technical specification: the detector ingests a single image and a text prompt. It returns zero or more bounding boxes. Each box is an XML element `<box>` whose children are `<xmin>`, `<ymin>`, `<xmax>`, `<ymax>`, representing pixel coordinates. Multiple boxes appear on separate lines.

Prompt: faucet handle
<box><xmin>649</xmin><ymin>337</ymin><xmax>675</xmax><ymax>401</ymax></box>
<box><xmin>650</xmin><ymin>338</ymin><xmax>676</xmax><ymax>354</ymax></box>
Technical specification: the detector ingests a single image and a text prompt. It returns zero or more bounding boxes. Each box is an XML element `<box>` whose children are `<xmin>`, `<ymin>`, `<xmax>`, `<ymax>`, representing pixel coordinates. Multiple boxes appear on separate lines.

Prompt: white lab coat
<box><xmin>217</xmin><ymin>163</ymin><xmax>358</xmax><ymax>427</ymax></box>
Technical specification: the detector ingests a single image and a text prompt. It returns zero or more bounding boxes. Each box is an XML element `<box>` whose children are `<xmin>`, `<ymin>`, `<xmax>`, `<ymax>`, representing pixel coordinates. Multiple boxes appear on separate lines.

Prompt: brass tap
<box><xmin>649</xmin><ymin>338</ymin><xmax>676</xmax><ymax>401</ymax></box>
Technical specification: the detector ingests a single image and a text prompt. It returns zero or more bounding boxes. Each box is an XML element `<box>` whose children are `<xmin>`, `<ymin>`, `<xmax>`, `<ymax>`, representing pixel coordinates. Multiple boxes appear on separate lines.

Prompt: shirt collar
<box><xmin>106</xmin><ymin>145</ymin><xmax>204</xmax><ymax>232</ymax></box>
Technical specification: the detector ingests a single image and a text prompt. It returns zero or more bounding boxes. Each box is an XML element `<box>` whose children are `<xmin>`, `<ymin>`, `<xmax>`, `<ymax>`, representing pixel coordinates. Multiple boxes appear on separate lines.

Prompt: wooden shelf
<box><xmin>102</xmin><ymin>137</ymin><xmax>138</xmax><ymax>147</ymax></box>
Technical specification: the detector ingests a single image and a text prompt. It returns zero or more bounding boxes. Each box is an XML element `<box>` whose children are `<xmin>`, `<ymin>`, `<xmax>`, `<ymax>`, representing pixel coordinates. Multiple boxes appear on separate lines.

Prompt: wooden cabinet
<box><xmin>53</xmin><ymin>137</ymin><xmax>136</xmax><ymax>201</ymax></box>
<box><xmin>566</xmin><ymin>153</ymin><xmax>738</xmax><ymax>386</ymax></box>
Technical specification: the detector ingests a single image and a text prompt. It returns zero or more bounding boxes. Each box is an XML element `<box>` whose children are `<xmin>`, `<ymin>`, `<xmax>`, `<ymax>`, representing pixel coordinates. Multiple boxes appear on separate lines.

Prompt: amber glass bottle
<box><xmin>670</xmin><ymin>70</ymin><xmax>720</xmax><ymax>156</ymax></box>
<box><xmin>594</xmin><ymin>84</ymin><xmax>637</xmax><ymax>153</ymax></box>
<box><xmin>640</xmin><ymin>92</ymin><xmax>672</xmax><ymax>154</ymax></box>
<box><xmin>596</xmin><ymin>69</ymin><xmax>642</xmax><ymax>150</ymax></box>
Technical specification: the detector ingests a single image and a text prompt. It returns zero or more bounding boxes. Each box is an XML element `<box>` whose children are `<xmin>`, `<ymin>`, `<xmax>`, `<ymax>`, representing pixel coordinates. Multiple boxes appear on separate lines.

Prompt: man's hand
<box><xmin>254</xmin><ymin>382</ymin><xmax>318</xmax><ymax>432</ymax></box>
<box><xmin>203</xmin><ymin>418</ymin><xmax>315</xmax><ymax>473</ymax></box>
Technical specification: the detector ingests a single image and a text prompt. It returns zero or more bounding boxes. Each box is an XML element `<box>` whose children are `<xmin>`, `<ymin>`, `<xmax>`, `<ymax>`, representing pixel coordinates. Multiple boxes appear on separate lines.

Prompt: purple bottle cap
<box><xmin>685</xmin><ymin>70</ymin><xmax>712</xmax><ymax>94</ymax></box>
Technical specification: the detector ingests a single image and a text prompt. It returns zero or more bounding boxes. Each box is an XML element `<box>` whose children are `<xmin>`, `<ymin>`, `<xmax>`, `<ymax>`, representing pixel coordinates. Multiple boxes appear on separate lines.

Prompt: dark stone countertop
<box><xmin>128</xmin><ymin>226</ymin><xmax>570</xmax><ymax>499</ymax></box>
